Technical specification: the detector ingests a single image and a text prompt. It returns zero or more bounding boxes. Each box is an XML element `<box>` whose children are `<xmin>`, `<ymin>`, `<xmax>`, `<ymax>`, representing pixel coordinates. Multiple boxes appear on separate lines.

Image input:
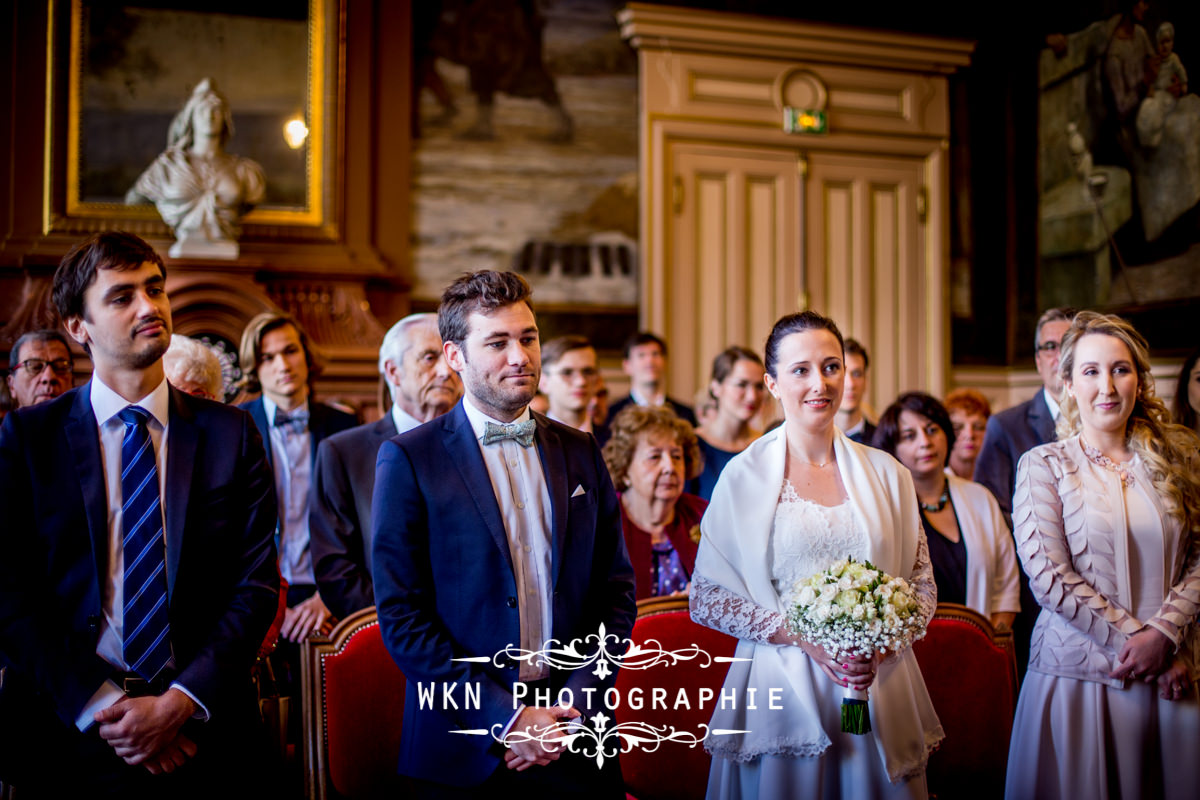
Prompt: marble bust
<box><xmin>126</xmin><ymin>78</ymin><xmax>266</xmax><ymax>259</ymax></box>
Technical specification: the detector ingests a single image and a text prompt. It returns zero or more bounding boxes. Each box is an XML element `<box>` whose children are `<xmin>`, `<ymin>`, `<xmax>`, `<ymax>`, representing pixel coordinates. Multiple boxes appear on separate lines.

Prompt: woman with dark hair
<box><xmin>875</xmin><ymin>393</ymin><xmax>1020</xmax><ymax>631</ymax></box>
<box><xmin>690</xmin><ymin>311</ymin><xmax>941</xmax><ymax>799</ymax></box>
<box><xmin>1173</xmin><ymin>346</ymin><xmax>1200</xmax><ymax>435</ymax></box>
<box><xmin>691</xmin><ymin>346</ymin><xmax>767</xmax><ymax>500</ymax></box>
<box><xmin>603</xmin><ymin>405</ymin><xmax>706</xmax><ymax>601</ymax></box>
<box><xmin>1005</xmin><ymin>312</ymin><xmax>1200</xmax><ymax>800</ymax></box>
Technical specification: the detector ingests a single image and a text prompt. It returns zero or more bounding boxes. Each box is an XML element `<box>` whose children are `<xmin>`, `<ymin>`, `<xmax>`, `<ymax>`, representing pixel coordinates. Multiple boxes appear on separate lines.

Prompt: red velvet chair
<box><xmin>911</xmin><ymin>603</ymin><xmax>1018</xmax><ymax>800</ymax></box>
<box><xmin>615</xmin><ymin>595</ymin><xmax>738</xmax><ymax>800</ymax></box>
<box><xmin>301</xmin><ymin>606</ymin><xmax>408</xmax><ymax>799</ymax></box>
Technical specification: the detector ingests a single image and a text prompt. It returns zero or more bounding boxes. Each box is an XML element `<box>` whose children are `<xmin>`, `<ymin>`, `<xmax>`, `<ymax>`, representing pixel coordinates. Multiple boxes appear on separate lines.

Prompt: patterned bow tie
<box><xmin>273</xmin><ymin>407</ymin><xmax>309</xmax><ymax>433</ymax></box>
<box><xmin>482</xmin><ymin>419</ymin><xmax>536</xmax><ymax>447</ymax></box>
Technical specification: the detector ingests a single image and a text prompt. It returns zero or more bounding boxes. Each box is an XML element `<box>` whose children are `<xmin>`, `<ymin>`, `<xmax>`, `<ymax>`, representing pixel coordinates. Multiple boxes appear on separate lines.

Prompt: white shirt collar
<box><xmin>842</xmin><ymin>416</ymin><xmax>866</xmax><ymax>438</ymax></box>
<box><xmin>1043</xmin><ymin>387</ymin><xmax>1062</xmax><ymax>421</ymax></box>
<box><xmin>462</xmin><ymin>396</ymin><xmax>531</xmax><ymax>440</ymax></box>
<box><xmin>90</xmin><ymin>373</ymin><xmax>170</xmax><ymax>429</ymax></box>
<box><xmin>629</xmin><ymin>387</ymin><xmax>665</xmax><ymax>408</ymax></box>
<box><xmin>262</xmin><ymin>394</ymin><xmax>309</xmax><ymax>428</ymax></box>
<box><xmin>390</xmin><ymin>404</ymin><xmax>423</xmax><ymax>435</ymax></box>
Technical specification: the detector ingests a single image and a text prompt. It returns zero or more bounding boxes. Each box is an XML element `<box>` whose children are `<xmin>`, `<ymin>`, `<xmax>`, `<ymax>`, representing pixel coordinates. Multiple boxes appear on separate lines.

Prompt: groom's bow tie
<box><xmin>482</xmin><ymin>419</ymin><xmax>536</xmax><ymax>447</ymax></box>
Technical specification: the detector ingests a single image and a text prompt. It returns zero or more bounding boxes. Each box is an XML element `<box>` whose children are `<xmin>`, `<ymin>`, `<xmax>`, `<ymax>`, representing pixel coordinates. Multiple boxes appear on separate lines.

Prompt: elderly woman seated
<box><xmin>602</xmin><ymin>405</ymin><xmax>707</xmax><ymax>600</ymax></box>
<box><xmin>163</xmin><ymin>334</ymin><xmax>225</xmax><ymax>401</ymax></box>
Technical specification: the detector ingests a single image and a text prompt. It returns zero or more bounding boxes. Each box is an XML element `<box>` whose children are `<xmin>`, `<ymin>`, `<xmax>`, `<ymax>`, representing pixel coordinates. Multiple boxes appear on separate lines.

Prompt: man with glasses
<box><xmin>538</xmin><ymin>335</ymin><xmax>606</xmax><ymax>442</ymax></box>
<box><xmin>6</xmin><ymin>329</ymin><xmax>76</xmax><ymax>409</ymax></box>
<box><xmin>974</xmin><ymin>306</ymin><xmax>1075</xmax><ymax>680</ymax></box>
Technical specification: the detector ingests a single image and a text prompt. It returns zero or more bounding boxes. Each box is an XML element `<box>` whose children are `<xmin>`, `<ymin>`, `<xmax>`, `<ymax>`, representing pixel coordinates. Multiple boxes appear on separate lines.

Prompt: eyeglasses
<box><xmin>550</xmin><ymin>367</ymin><xmax>599</xmax><ymax>380</ymax></box>
<box><xmin>1035</xmin><ymin>341</ymin><xmax>1061</xmax><ymax>354</ymax></box>
<box><xmin>12</xmin><ymin>358</ymin><xmax>72</xmax><ymax>376</ymax></box>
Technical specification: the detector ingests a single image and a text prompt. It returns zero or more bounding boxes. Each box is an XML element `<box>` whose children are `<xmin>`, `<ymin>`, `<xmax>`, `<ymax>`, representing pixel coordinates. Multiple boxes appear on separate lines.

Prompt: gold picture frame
<box><xmin>45</xmin><ymin>0</ymin><xmax>341</xmax><ymax>239</ymax></box>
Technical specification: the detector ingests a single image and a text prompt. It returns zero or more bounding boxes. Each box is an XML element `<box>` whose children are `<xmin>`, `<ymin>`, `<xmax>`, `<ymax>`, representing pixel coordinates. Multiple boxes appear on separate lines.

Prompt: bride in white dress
<box><xmin>690</xmin><ymin>311</ymin><xmax>943</xmax><ymax>799</ymax></box>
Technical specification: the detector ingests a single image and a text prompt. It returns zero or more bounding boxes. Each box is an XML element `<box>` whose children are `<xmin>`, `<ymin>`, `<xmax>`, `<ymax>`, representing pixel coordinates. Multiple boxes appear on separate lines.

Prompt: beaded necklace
<box><xmin>919</xmin><ymin>484</ymin><xmax>950</xmax><ymax>513</ymax></box>
<box><xmin>1081</xmin><ymin>438</ymin><xmax>1135</xmax><ymax>487</ymax></box>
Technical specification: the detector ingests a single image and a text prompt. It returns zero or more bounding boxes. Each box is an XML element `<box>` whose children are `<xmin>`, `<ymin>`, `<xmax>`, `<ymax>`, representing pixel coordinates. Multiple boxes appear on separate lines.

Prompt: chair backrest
<box><xmin>615</xmin><ymin>596</ymin><xmax>738</xmax><ymax>800</ymax></box>
<box><xmin>301</xmin><ymin>607</ymin><xmax>407</xmax><ymax>800</ymax></box>
<box><xmin>911</xmin><ymin>603</ymin><xmax>1018</xmax><ymax>800</ymax></box>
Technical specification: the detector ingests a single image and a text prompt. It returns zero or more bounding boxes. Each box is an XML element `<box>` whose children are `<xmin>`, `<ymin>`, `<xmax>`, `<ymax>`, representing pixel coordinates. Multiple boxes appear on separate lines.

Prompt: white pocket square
<box><xmin>571</xmin><ymin>485</ymin><xmax>586</xmax><ymax>498</ymax></box>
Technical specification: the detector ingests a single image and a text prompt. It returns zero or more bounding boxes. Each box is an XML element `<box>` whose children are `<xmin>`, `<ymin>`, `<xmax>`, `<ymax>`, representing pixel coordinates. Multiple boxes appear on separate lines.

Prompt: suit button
<box><xmin>86</xmin><ymin>615</ymin><xmax>101</xmax><ymax>631</ymax></box>
<box><xmin>506</xmin><ymin>596</ymin><xmax>517</xmax><ymax>609</ymax></box>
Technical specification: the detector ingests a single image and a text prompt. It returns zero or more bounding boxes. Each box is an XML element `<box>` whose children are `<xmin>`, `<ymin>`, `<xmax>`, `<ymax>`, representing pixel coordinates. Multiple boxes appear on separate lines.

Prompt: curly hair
<box><xmin>602</xmin><ymin>405</ymin><xmax>703</xmax><ymax>489</ymax></box>
<box><xmin>1057</xmin><ymin>311</ymin><xmax>1200</xmax><ymax>534</ymax></box>
<box><xmin>944</xmin><ymin>387</ymin><xmax>991</xmax><ymax>420</ymax></box>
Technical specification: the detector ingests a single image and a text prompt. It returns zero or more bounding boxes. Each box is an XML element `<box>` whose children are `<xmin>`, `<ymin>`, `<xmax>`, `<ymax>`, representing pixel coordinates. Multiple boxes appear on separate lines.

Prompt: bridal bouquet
<box><xmin>784</xmin><ymin>558</ymin><xmax>926</xmax><ymax>734</ymax></box>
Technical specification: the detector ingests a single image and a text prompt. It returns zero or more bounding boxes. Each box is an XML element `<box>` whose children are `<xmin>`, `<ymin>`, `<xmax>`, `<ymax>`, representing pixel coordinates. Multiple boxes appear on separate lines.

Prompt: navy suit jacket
<box><xmin>371</xmin><ymin>401</ymin><xmax>637</xmax><ymax>787</ymax></box>
<box><xmin>310</xmin><ymin>415</ymin><xmax>398</xmax><ymax>619</ymax></box>
<box><xmin>605</xmin><ymin>394</ymin><xmax>697</xmax><ymax>427</ymax></box>
<box><xmin>973</xmin><ymin>390</ymin><xmax>1056</xmax><ymax>519</ymax></box>
<box><xmin>0</xmin><ymin>382</ymin><xmax>279</xmax><ymax>732</ymax></box>
<box><xmin>238</xmin><ymin>396</ymin><xmax>357</xmax><ymax>471</ymax></box>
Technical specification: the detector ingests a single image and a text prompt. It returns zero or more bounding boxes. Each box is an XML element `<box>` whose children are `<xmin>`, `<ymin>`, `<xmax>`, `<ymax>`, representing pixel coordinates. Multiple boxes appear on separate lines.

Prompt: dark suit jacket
<box><xmin>605</xmin><ymin>394</ymin><xmax>697</xmax><ymax>427</ymax></box>
<box><xmin>850</xmin><ymin>419</ymin><xmax>877</xmax><ymax>447</ymax></box>
<box><xmin>310</xmin><ymin>415</ymin><xmax>398</xmax><ymax>619</ymax></box>
<box><xmin>0</xmin><ymin>383</ymin><xmax>279</xmax><ymax>773</ymax></box>
<box><xmin>973</xmin><ymin>390</ymin><xmax>1056</xmax><ymax>519</ymax></box>
<box><xmin>239</xmin><ymin>396</ymin><xmax>355</xmax><ymax>591</ymax></box>
<box><xmin>371</xmin><ymin>402</ymin><xmax>637</xmax><ymax>787</ymax></box>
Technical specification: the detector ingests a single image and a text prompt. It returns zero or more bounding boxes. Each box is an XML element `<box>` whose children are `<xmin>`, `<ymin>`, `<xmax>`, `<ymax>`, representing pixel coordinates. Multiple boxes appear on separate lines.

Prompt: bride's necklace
<box><xmin>919</xmin><ymin>484</ymin><xmax>949</xmax><ymax>513</ymax></box>
<box><xmin>1081</xmin><ymin>438</ymin><xmax>1135</xmax><ymax>487</ymax></box>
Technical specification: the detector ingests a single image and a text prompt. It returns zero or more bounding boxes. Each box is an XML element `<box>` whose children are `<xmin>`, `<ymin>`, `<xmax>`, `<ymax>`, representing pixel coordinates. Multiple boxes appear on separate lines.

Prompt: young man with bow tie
<box><xmin>371</xmin><ymin>270</ymin><xmax>636</xmax><ymax>797</ymax></box>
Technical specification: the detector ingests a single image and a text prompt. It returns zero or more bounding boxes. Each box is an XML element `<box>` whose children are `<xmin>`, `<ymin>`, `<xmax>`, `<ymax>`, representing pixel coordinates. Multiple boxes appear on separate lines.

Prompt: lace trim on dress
<box><xmin>704</xmin><ymin>733</ymin><xmax>831</xmax><ymax>762</ymax></box>
<box><xmin>887</xmin><ymin>725</ymin><xmax>947</xmax><ymax>782</ymax></box>
<box><xmin>690</xmin><ymin>573</ymin><xmax>785</xmax><ymax>645</ymax></box>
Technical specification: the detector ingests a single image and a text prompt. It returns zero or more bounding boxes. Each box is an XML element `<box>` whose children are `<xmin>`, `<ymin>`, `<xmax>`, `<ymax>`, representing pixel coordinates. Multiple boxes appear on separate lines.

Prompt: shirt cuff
<box><xmin>170</xmin><ymin>682</ymin><xmax>210</xmax><ymax>721</ymax></box>
<box><xmin>498</xmin><ymin>703</ymin><xmax>526</xmax><ymax>741</ymax></box>
<box><xmin>75</xmin><ymin>679</ymin><xmax>124</xmax><ymax>731</ymax></box>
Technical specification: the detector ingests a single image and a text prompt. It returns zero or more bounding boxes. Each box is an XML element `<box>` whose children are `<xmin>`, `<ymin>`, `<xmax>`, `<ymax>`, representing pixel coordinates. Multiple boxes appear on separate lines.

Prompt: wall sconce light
<box><xmin>283</xmin><ymin>116</ymin><xmax>309</xmax><ymax>149</ymax></box>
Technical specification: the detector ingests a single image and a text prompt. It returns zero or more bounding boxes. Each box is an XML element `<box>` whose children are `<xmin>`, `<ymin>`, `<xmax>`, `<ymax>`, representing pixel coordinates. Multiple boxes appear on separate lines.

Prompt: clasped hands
<box><xmin>503</xmin><ymin>704</ymin><xmax>581</xmax><ymax>772</ymax></box>
<box><xmin>772</xmin><ymin>624</ymin><xmax>883</xmax><ymax>689</ymax></box>
<box><xmin>1109</xmin><ymin>627</ymin><xmax>1191</xmax><ymax>701</ymax></box>
<box><xmin>94</xmin><ymin>687</ymin><xmax>198</xmax><ymax>774</ymax></box>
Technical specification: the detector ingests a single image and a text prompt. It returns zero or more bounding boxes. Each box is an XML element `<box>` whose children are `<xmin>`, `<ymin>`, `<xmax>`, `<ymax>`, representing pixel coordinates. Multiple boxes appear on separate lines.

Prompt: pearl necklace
<box><xmin>1081</xmin><ymin>440</ymin><xmax>1135</xmax><ymax>487</ymax></box>
<box><xmin>919</xmin><ymin>485</ymin><xmax>949</xmax><ymax>513</ymax></box>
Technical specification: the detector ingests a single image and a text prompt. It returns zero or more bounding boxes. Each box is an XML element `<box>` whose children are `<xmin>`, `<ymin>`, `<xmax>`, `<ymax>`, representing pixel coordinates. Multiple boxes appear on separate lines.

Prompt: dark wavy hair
<box><xmin>602</xmin><ymin>405</ymin><xmax>703</xmax><ymax>488</ymax></box>
<box><xmin>873</xmin><ymin>391</ymin><xmax>956</xmax><ymax>466</ymax></box>
<box><xmin>1174</xmin><ymin>346</ymin><xmax>1200</xmax><ymax>433</ymax></box>
<box><xmin>438</xmin><ymin>270</ymin><xmax>534</xmax><ymax>348</ymax></box>
<box><xmin>53</xmin><ymin>232</ymin><xmax>165</xmax><ymax>322</ymax></box>
<box><xmin>764</xmin><ymin>311</ymin><xmax>844</xmax><ymax>378</ymax></box>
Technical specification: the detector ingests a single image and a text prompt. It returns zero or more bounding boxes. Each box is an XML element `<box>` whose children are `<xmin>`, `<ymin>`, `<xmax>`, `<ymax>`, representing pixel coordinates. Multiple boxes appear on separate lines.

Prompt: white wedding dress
<box><xmin>691</xmin><ymin>481</ymin><xmax>936</xmax><ymax>799</ymax></box>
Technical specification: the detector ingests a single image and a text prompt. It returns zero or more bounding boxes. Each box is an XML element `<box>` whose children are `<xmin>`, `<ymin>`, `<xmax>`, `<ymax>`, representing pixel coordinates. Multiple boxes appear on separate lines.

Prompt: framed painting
<box><xmin>1038</xmin><ymin>0</ymin><xmax>1199</xmax><ymax>349</ymax></box>
<box><xmin>45</xmin><ymin>0</ymin><xmax>341</xmax><ymax>238</ymax></box>
<box><xmin>409</xmin><ymin>0</ymin><xmax>640</xmax><ymax>337</ymax></box>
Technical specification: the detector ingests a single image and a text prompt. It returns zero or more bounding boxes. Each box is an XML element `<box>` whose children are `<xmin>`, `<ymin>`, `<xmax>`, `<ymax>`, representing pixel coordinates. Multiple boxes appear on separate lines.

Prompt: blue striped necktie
<box><xmin>118</xmin><ymin>406</ymin><xmax>172</xmax><ymax>680</ymax></box>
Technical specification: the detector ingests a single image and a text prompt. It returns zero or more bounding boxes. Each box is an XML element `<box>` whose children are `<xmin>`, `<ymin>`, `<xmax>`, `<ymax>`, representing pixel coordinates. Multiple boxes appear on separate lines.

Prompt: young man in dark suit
<box><xmin>372</xmin><ymin>271</ymin><xmax>636</xmax><ymax>797</ymax></box>
<box><xmin>838</xmin><ymin>338</ymin><xmax>876</xmax><ymax>445</ymax></box>
<box><xmin>309</xmin><ymin>312</ymin><xmax>461</xmax><ymax>619</ymax></box>
<box><xmin>605</xmin><ymin>331</ymin><xmax>697</xmax><ymax>427</ymax></box>
<box><xmin>0</xmin><ymin>232</ymin><xmax>279</xmax><ymax>797</ymax></box>
<box><xmin>237</xmin><ymin>312</ymin><xmax>356</xmax><ymax>640</ymax></box>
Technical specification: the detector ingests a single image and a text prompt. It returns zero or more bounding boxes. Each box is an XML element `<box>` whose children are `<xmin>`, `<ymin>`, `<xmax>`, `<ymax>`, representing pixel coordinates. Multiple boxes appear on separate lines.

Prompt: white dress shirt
<box><xmin>391</xmin><ymin>404</ymin><xmax>423</xmax><ymax>436</ymax></box>
<box><xmin>75</xmin><ymin>375</ymin><xmax>205</xmax><ymax>729</ymax></box>
<box><xmin>263</xmin><ymin>395</ymin><xmax>314</xmax><ymax>587</ymax></box>
<box><xmin>461</xmin><ymin>398</ymin><xmax>553</xmax><ymax>682</ymax></box>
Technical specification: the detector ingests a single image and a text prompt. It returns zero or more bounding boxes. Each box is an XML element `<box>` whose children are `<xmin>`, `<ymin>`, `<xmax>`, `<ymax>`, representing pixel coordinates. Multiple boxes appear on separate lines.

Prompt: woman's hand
<box><xmin>796</xmin><ymin>640</ymin><xmax>881</xmax><ymax>690</ymax></box>
<box><xmin>1109</xmin><ymin>627</ymin><xmax>1173</xmax><ymax>682</ymax></box>
<box><xmin>1156</xmin><ymin>657</ymin><xmax>1192</xmax><ymax>701</ymax></box>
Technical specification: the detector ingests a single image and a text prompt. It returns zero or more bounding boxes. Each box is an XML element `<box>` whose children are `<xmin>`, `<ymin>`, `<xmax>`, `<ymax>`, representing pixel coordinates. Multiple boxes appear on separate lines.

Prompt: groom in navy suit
<box><xmin>372</xmin><ymin>270</ymin><xmax>636</xmax><ymax>797</ymax></box>
<box><xmin>0</xmin><ymin>232</ymin><xmax>279</xmax><ymax>797</ymax></box>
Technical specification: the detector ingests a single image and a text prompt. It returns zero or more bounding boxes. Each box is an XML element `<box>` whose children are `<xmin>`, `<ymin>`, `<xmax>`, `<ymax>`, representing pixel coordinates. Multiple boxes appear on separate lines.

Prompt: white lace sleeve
<box><xmin>911</xmin><ymin>527</ymin><xmax>938</xmax><ymax>629</ymax></box>
<box><xmin>689</xmin><ymin>572</ymin><xmax>785</xmax><ymax>645</ymax></box>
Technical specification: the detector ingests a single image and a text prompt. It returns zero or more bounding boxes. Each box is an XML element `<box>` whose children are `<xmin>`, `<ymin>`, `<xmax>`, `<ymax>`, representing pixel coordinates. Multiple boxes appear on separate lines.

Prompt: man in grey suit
<box><xmin>309</xmin><ymin>314</ymin><xmax>461</xmax><ymax>619</ymax></box>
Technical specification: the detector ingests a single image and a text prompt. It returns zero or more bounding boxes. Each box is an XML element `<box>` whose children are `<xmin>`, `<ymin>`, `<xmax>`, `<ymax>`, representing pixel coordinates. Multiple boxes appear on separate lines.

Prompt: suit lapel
<box><xmin>308</xmin><ymin>402</ymin><xmax>327</xmax><ymax>467</ymax></box>
<box><xmin>442</xmin><ymin>404</ymin><xmax>515</xmax><ymax>576</ymax></box>
<box><xmin>164</xmin><ymin>388</ymin><xmax>196</xmax><ymax>599</ymax></box>
<box><xmin>246</xmin><ymin>398</ymin><xmax>272</xmax><ymax>466</ymax></box>
<box><xmin>64</xmin><ymin>383</ymin><xmax>109</xmax><ymax>588</ymax></box>
<box><xmin>1029</xmin><ymin>391</ymin><xmax>1056</xmax><ymax>445</ymax></box>
<box><xmin>534</xmin><ymin>416</ymin><xmax>569</xmax><ymax>586</ymax></box>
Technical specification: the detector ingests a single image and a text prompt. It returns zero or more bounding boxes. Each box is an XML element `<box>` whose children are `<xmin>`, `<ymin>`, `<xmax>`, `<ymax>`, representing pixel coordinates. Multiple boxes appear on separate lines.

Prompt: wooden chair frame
<box><xmin>300</xmin><ymin>605</ymin><xmax>381</xmax><ymax>800</ymax></box>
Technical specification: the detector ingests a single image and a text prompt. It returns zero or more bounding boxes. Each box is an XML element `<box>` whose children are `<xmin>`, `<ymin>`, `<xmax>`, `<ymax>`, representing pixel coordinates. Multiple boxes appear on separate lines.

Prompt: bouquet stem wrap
<box><xmin>784</xmin><ymin>558</ymin><xmax>926</xmax><ymax>737</ymax></box>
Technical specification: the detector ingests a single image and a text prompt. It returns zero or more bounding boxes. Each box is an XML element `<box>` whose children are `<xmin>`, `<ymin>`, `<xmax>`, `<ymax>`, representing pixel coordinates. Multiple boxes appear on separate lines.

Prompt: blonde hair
<box><xmin>1057</xmin><ymin>311</ymin><xmax>1200</xmax><ymax>534</ymax></box>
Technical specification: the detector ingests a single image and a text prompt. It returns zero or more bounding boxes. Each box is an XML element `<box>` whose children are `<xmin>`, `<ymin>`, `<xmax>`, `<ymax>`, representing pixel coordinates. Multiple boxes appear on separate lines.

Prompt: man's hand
<box><xmin>505</xmin><ymin>705</ymin><xmax>580</xmax><ymax>770</ymax></box>
<box><xmin>281</xmin><ymin>592</ymin><xmax>333</xmax><ymax>642</ymax></box>
<box><xmin>95</xmin><ymin>689</ymin><xmax>198</xmax><ymax>768</ymax></box>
